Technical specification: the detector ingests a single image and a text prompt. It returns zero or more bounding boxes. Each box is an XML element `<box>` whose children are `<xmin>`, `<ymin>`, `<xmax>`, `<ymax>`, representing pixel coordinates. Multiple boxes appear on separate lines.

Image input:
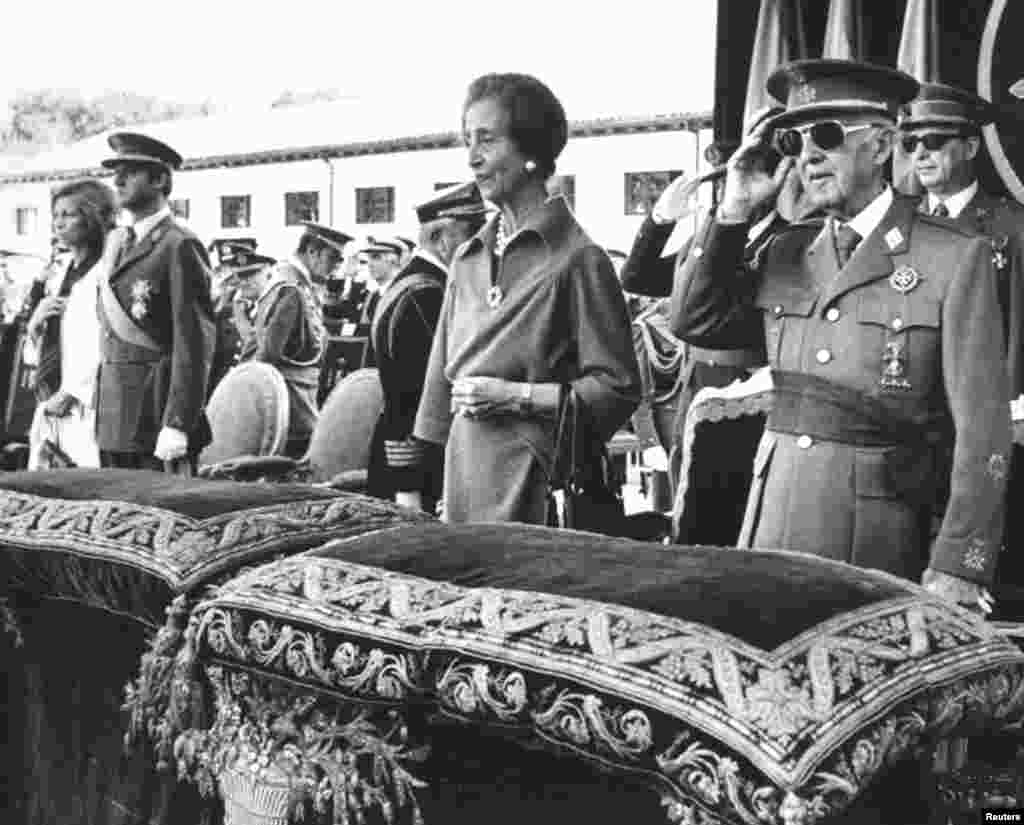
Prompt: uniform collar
<box><xmin>928</xmin><ymin>181</ymin><xmax>979</xmax><ymax>219</ymax></box>
<box><xmin>842</xmin><ymin>185</ymin><xmax>893</xmax><ymax>242</ymax></box>
<box><xmin>131</xmin><ymin>205</ymin><xmax>172</xmax><ymax>244</ymax></box>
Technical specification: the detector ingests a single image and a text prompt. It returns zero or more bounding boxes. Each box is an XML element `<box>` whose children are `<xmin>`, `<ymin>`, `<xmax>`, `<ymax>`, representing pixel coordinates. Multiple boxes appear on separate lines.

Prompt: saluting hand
<box><xmin>719</xmin><ymin>135</ymin><xmax>795</xmax><ymax>223</ymax></box>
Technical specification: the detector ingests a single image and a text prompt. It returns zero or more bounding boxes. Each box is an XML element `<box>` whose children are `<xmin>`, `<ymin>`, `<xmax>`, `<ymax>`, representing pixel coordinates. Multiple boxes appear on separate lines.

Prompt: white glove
<box><xmin>154</xmin><ymin>426</ymin><xmax>189</xmax><ymax>462</ymax></box>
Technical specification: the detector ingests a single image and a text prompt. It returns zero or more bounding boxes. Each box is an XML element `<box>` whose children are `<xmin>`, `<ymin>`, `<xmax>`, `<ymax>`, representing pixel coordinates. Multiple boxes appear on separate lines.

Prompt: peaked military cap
<box><xmin>899</xmin><ymin>82</ymin><xmax>998</xmax><ymax>131</ymax></box>
<box><xmin>232</xmin><ymin>252</ymin><xmax>277</xmax><ymax>278</ymax></box>
<box><xmin>766</xmin><ymin>60</ymin><xmax>919</xmax><ymax>129</ymax></box>
<box><xmin>396</xmin><ymin>236</ymin><xmax>416</xmax><ymax>254</ymax></box>
<box><xmin>415</xmin><ymin>181</ymin><xmax>487</xmax><ymax>224</ymax></box>
<box><xmin>361</xmin><ymin>236</ymin><xmax>404</xmax><ymax>256</ymax></box>
<box><xmin>299</xmin><ymin>221</ymin><xmax>354</xmax><ymax>253</ymax></box>
<box><xmin>215</xmin><ymin>239</ymin><xmax>259</xmax><ymax>265</ymax></box>
<box><xmin>102</xmin><ymin>132</ymin><xmax>183</xmax><ymax>171</ymax></box>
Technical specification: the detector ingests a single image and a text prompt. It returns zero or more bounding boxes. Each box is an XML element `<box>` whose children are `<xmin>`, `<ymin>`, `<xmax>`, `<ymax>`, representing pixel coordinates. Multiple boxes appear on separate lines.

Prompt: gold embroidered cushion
<box><xmin>0</xmin><ymin>468</ymin><xmax>432</xmax><ymax>626</ymax></box>
<box><xmin>186</xmin><ymin>522</ymin><xmax>1024</xmax><ymax>824</ymax></box>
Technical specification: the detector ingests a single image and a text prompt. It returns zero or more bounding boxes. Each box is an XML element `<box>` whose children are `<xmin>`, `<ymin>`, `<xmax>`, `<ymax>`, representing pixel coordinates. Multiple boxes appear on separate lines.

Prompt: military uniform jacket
<box><xmin>939</xmin><ymin>188</ymin><xmax>1024</xmax><ymax>401</ymax></box>
<box><xmin>367</xmin><ymin>252</ymin><xmax>447</xmax><ymax>498</ymax></box>
<box><xmin>240</xmin><ymin>261</ymin><xmax>325</xmax><ymax>441</ymax></box>
<box><xmin>96</xmin><ymin>219</ymin><xmax>216</xmax><ymax>454</ymax></box>
<box><xmin>671</xmin><ymin>193</ymin><xmax>1011</xmax><ymax>585</ymax></box>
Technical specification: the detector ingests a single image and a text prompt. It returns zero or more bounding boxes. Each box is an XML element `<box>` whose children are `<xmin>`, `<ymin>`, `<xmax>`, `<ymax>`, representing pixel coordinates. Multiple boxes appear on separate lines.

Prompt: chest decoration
<box><xmin>992</xmin><ymin>235</ymin><xmax>1009</xmax><ymax>271</ymax></box>
<box><xmin>130</xmin><ymin>280</ymin><xmax>154</xmax><ymax>321</ymax></box>
<box><xmin>880</xmin><ymin>341</ymin><xmax>911</xmax><ymax>391</ymax></box>
<box><xmin>888</xmin><ymin>265</ymin><xmax>921</xmax><ymax>295</ymax></box>
<box><xmin>487</xmin><ymin>285</ymin><xmax>504</xmax><ymax>309</ymax></box>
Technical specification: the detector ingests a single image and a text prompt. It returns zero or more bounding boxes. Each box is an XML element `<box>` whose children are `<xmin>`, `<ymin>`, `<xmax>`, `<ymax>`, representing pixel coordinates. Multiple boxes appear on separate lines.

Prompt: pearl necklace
<box><xmin>494</xmin><ymin>213</ymin><xmax>511</xmax><ymax>257</ymax></box>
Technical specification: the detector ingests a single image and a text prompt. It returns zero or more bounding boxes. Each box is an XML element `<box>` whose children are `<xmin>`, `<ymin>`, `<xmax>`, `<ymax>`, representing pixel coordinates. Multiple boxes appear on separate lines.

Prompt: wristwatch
<box><xmin>519</xmin><ymin>382</ymin><xmax>533</xmax><ymax>415</ymax></box>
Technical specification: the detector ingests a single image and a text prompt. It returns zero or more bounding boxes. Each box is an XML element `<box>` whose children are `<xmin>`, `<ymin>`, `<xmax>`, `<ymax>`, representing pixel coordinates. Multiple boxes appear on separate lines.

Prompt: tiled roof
<box><xmin>0</xmin><ymin>99</ymin><xmax>711</xmax><ymax>184</ymax></box>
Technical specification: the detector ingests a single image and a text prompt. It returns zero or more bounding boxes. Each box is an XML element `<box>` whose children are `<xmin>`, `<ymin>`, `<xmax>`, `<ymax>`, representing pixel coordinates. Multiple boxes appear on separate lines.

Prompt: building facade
<box><xmin>0</xmin><ymin>107</ymin><xmax>712</xmax><ymax>264</ymax></box>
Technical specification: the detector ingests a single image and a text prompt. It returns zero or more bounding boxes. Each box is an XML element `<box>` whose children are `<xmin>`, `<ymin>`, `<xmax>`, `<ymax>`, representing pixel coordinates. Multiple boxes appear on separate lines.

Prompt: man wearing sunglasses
<box><xmin>901</xmin><ymin>82</ymin><xmax>1024</xmax><ymax>604</ymax></box>
<box><xmin>670</xmin><ymin>59</ymin><xmax>1011</xmax><ymax>613</ymax></box>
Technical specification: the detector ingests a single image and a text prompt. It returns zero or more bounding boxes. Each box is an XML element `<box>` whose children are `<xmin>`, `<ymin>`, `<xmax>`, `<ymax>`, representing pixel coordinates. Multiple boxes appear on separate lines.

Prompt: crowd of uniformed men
<box><xmin>16</xmin><ymin>60</ymin><xmax>1024</xmax><ymax>615</ymax></box>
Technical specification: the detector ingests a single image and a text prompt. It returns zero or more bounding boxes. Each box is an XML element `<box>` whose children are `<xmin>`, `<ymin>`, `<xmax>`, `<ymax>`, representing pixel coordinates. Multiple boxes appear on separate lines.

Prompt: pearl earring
<box><xmin>525</xmin><ymin>160</ymin><xmax>537</xmax><ymax>173</ymax></box>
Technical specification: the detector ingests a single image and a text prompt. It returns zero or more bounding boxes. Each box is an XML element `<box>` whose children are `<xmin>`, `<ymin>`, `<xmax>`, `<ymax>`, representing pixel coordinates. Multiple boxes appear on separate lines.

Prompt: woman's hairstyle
<box><xmin>50</xmin><ymin>177</ymin><xmax>117</xmax><ymax>252</ymax></box>
<box><xmin>463</xmin><ymin>73</ymin><xmax>568</xmax><ymax>179</ymax></box>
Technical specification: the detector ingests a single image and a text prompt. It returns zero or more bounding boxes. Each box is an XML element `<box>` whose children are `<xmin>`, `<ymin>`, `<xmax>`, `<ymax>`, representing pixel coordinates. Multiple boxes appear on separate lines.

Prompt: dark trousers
<box><xmin>100</xmin><ymin>450</ymin><xmax>197</xmax><ymax>476</ymax></box>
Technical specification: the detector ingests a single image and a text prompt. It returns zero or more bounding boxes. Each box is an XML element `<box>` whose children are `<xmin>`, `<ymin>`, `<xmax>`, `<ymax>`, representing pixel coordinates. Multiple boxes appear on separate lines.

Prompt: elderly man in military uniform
<box><xmin>670</xmin><ymin>59</ymin><xmax>1011</xmax><ymax>611</ymax></box>
<box><xmin>367</xmin><ymin>183</ymin><xmax>488</xmax><ymax>512</ymax></box>
<box><xmin>900</xmin><ymin>84</ymin><xmax>1024</xmax><ymax>602</ymax></box>
<box><xmin>239</xmin><ymin>223</ymin><xmax>349</xmax><ymax>457</ymax></box>
<box><xmin>96</xmin><ymin>132</ymin><xmax>216</xmax><ymax>474</ymax></box>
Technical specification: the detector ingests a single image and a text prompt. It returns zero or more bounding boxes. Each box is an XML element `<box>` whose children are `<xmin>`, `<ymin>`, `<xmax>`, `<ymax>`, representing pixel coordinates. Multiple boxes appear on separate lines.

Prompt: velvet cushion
<box><xmin>0</xmin><ymin>468</ymin><xmax>431</xmax><ymax>626</ymax></box>
<box><xmin>187</xmin><ymin>522</ymin><xmax>1024</xmax><ymax>824</ymax></box>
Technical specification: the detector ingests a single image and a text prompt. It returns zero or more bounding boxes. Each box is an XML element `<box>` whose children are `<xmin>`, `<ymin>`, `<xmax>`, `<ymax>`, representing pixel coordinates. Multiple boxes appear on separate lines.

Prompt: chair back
<box><xmin>305</xmin><ymin>367</ymin><xmax>383</xmax><ymax>482</ymax></box>
<box><xmin>200</xmin><ymin>361</ymin><xmax>290</xmax><ymax>466</ymax></box>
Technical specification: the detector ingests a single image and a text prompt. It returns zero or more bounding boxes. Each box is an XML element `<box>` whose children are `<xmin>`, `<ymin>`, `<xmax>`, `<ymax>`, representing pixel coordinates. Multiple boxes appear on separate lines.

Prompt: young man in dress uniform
<box><xmin>97</xmin><ymin>132</ymin><xmax>217</xmax><ymax>474</ymax></box>
<box><xmin>246</xmin><ymin>222</ymin><xmax>350</xmax><ymax>457</ymax></box>
<box><xmin>671</xmin><ymin>60</ymin><xmax>1011</xmax><ymax>611</ymax></box>
<box><xmin>367</xmin><ymin>182</ymin><xmax>488</xmax><ymax>512</ymax></box>
<box><xmin>900</xmin><ymin>83</ymin><xmax>1024</xmax><ymax>602</ymax></box>
<box><xmin>357</xmin><ymin>236</ymin><xmax>405</xmax><ymax>333</ymax></box>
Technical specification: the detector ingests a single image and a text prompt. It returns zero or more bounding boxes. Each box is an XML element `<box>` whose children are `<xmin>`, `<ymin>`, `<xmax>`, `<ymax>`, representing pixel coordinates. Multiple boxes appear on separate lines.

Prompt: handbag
<box><xmin>548</xmin><ymin>386</ymin><xmax>626</xmax><ymax>535</ymax></box>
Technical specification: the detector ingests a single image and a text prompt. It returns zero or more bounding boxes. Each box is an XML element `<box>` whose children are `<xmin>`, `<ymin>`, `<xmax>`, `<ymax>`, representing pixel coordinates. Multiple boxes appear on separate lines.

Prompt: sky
<box><xmin>0</xmin><ymin>0</ymin><xmax>716</xmax><ymax>123</ymax></box>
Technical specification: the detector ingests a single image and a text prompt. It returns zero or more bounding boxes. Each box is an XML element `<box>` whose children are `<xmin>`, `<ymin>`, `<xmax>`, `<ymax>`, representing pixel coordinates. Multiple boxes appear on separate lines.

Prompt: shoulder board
<box><xmin>916</xmin><ymin>212</ymin><xmax>981</xmax><ymax>239</ymax></box>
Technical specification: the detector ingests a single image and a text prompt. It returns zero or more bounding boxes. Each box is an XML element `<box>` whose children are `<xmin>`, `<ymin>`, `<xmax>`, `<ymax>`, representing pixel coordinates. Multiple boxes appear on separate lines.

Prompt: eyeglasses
<box><xmin>899</xmin><ymin>133</ymin><xmax>963</xmax><ymax>154</ymax></box>
<box><xmin>775</xmin><ymin>121</ymin><xmax>878</xmax><ymax>157</ymax></box>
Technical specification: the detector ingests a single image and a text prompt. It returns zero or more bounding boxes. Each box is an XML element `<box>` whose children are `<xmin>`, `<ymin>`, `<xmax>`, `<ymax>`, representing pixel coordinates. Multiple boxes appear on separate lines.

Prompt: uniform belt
<box><xmin>766</xmin><ymin>370</ymin><xmax>950</xmax><ymax>448</ymax></box>
<box><xmin>687</xmin><ymin>346</ymin><xmax>762</xmax><ymax>368</ymax></box>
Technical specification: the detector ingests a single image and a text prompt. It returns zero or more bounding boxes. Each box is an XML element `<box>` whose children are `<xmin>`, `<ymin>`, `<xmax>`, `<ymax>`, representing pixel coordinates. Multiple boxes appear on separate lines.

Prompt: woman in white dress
<box><xmin>25</xmin><ymin>178</ymin><xmax>116</xmax><ymax>469</ymax></box>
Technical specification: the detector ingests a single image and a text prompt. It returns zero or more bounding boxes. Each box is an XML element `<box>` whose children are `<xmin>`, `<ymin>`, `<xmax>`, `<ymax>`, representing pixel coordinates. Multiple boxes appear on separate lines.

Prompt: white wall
<box><xmin>0</xmin><ymin>126</ymin><xmax>715</xmax><ymax>262</ymax></box>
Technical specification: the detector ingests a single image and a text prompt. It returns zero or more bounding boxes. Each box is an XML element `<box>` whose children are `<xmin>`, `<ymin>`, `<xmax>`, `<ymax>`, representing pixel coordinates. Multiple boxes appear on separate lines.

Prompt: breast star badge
<box><xmin>130</xmin><ymin>280</ymin><xmax>154</xmax><ymax>321</ymax></box>
<box><xmin>889</xmin><ymin>265</ymin><xmax>920</xmax><ymax>294</ymax></box>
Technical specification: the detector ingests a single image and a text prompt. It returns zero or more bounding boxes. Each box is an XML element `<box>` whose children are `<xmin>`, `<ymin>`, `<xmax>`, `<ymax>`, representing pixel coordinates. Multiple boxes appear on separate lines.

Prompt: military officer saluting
<box><xmin>97</xmin><ymin>132</ymin><xmax>217</xmax><ymax>474</ymax></box>
<box><xmin>900</xmin><ymin>83</ymin><xmax>1024</xmax><ymax>598</ymax></box>
<box><xmin>670</xmin><ymin>60</ymin><xmax>1011</xmax><ymax>610</ymax></box>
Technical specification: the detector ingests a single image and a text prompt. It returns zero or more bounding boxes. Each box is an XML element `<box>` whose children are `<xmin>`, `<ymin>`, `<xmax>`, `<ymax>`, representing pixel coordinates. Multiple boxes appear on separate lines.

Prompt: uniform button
<box><xmin>797</xmin><ymin>435</ymin><xmax>813</xmax><ymax>449</ymax></box>
<box><xmin>825</xmin><ymin>307</ymin><xmax>840</xmax><ymax>322</ymax></box>
<box><xmin>815</xmin><ymin>348</ymin><xmax>832</xmax><ymax>364</ymax></box>
<box><xmin>891</xmin><ymin>317</ymin><xmax>904</xmax><ymax>330</ymax></box>
<box><xmin>774</xmin><ymin>305</ymin><xmax>784</xmax><ymax>315</ymax></box>
<box><xmin>692</xmin><ymin>246</ymin><xmax>703</xmax><ymax>259</ymax></box>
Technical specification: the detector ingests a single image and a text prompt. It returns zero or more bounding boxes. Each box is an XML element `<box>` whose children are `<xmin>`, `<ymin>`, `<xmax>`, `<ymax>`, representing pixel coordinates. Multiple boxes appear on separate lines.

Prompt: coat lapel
<box><xmin>110</xmin><ymin>216</ymin><xmax>170</xmax><ymax>279</ymax></box>
<box><xmin>817</xmin><ymin>196</ymin><xmax>915</xmax><ymax>309</ymax></box>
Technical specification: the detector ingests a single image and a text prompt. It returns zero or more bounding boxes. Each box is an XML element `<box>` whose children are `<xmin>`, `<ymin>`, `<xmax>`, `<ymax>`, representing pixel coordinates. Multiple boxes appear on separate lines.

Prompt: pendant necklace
<box><xmin>489</xmin><ymin>214</ymin><xmax>511</xmax><ymax>308</ymax></box>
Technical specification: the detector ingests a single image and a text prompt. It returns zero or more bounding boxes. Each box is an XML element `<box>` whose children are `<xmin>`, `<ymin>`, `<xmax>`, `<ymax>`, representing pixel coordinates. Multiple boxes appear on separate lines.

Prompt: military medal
<box><xmin>888</xmin><ymin>265</ymin><xmax>920</xmax><ymax>294</ymax></box>
<box><xmin>992</xmin><ymin>235</ymin><xmax>1008</xmax><ymax>271</ymax></box>
<box><xmin>880</xmin><ymin>341</ymin><xmax>911</xmax><ymax>391</ymax></box>
<box><xmin>487</xmin><ymin>285</ymin><xmax>503</xmax><ymax>308</ymax></box>
<box><xmin>130</xmin><ymin>280</ymin><xmax>153</xmax><ymax>321</ymax></box>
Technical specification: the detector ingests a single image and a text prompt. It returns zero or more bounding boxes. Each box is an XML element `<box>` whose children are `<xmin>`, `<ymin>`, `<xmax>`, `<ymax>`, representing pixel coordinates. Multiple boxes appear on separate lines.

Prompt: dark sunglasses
<box><xmin>775</xmin><ymin>121</ymin><xmax>877</xmax><ymax>157</ymax></box>
<box><xmin>899</xmin><ymin>133</ymin><xmax>962</xmax><ymax>153</ymax></box>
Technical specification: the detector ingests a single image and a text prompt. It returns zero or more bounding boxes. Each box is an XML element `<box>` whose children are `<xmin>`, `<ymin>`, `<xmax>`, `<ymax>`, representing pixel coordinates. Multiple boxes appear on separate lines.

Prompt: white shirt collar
<box><xmin>843</xmin><ymin>185</ymin><xmax>894</xmax><ymax>242</ymax></box>
<box><xmin>132</xmin><ymin>205</ymin><xmax>172</xmax><ymax>243</ymax></box>
<box><xmin>748</xmin><ymin>209</ymin><xmax>778</xmax><ymax>244</ymax></box>
<box><xmin>928</xmin><ymin>181</ymin><xmax>978</xmax><ymax>219</ymax></box>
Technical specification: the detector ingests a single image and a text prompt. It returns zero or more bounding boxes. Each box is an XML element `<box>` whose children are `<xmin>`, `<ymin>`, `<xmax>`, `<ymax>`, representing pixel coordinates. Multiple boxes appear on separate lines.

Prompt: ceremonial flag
<box><xmin>744</xmin><ymin>0</ymin><xmax>806</xmax><ymax>131</ymax></box>
<box><xmin>821</xmin><ymin>0</ymin><xmax>864</xmax><ymax>61</ymax></box>
<box><xmin>894</xmin><ymin>0</ymin><xmax>940</xmax><ymax>195</ymax></box>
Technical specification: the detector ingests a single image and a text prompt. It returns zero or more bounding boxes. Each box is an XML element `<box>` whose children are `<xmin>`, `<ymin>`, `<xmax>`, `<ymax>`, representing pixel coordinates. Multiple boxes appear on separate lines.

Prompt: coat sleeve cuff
<box><xmin>929</xmin><ymin>534</ymin><xmax>999</xmax><ymax>586</ymax></box>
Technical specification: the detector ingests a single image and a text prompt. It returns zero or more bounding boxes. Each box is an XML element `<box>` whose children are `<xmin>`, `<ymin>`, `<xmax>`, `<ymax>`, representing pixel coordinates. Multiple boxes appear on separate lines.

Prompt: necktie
<box><xmin>116</xmin><ymin>227</ymin><xmax>136</xmax><ymax>266</ymax></box>
<box><xmin>931</xmin><ymin>202</ymin><xmax>949</xmax><ymax>218</ymax></box>
<box><xmin>834</xmin><ymin>223</ymin><xmax>861</xmax><ymax>268</ymax></box>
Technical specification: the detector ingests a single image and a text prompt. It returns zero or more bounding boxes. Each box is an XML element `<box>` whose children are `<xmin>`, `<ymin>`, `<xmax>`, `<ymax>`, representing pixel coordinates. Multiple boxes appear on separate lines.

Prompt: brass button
<box><xmin>692</xmin><ymin>246</ymin><xmax>704</xmax><ymax>259</ymax></box>
<box><xmin>797</xmin><ymin>435</ymin><xmax>813</xmax><ymax>449</ymax></box>
<box><xmin>815</xmin><ymin>348</ymin><xmax>832</xmax><ymax>364</ymax></box>
<box><xmin>891</xmin><ymin>317</ymin><xmax>904</xmax><ymax>331</ymax></box>
<box><xmin>774</xmin><ymin>305</ymin><xmax>784</xmax><ymax>315</ymax></box>
<box><xmin>825</xmin><ymin>307</ymin><xmax>840</xmax><ymax>322</ymax></box>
